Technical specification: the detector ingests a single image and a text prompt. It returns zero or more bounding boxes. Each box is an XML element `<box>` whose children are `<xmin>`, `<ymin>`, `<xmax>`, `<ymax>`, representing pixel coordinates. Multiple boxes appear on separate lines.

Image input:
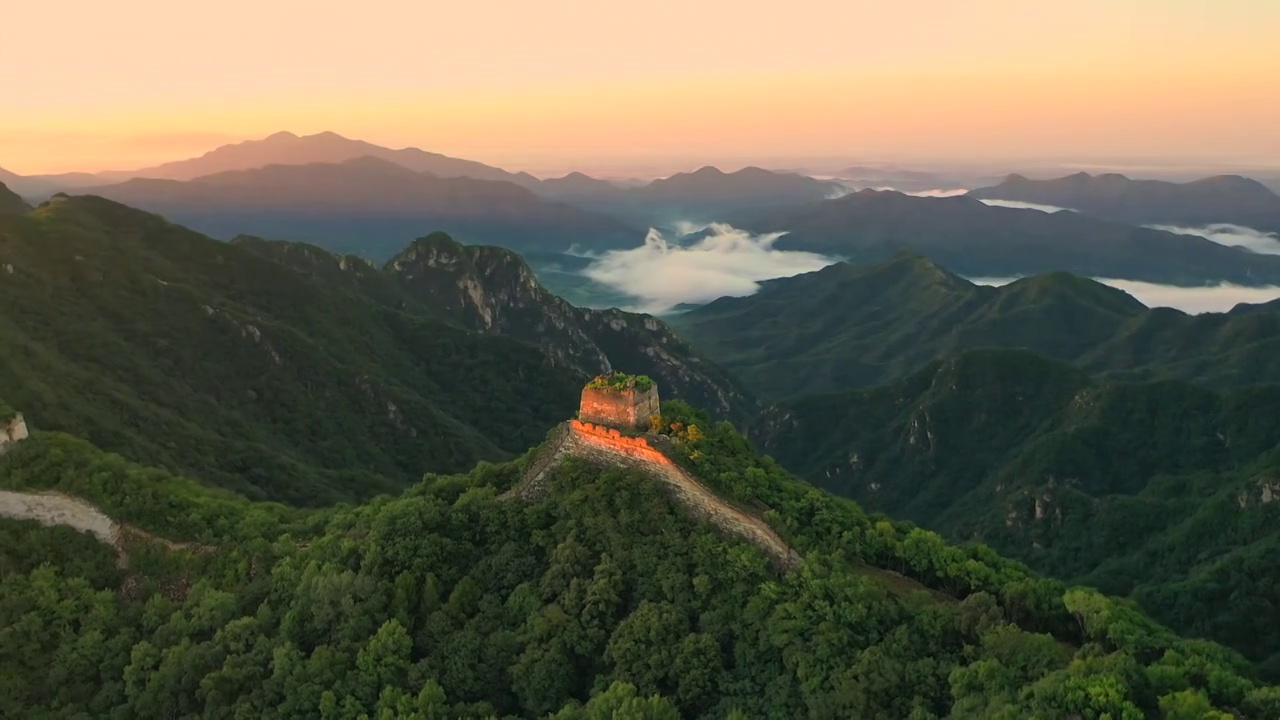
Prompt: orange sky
<box><xmin>4</xmin><ymin>0</ymin><xmax>1279</xmax><ymax>174</ymax></box>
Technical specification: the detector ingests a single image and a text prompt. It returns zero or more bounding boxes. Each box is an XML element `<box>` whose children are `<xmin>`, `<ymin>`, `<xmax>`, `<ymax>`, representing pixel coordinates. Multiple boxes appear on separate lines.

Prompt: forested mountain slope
<box><xmin>752</xmin><ymin>348</ymin><xmax>1280</xmax><ymax>675</ymax></box>
<box><xmin>672</xmin><ymin>254</ymin><xmax>1280</xmax><ymax>399</ymax></box>
<box><xmin>1</xmin><ymin>400</ymin><xmax>1276</xmax><ymax>719</ymax></box>
<box><xmin>236</xmin><ymin>232</ymin><xmax>754</xmax><ymax>422</ymax></box>
<box><xmin>0</xmin><ymin>196</ymin><xmax>741</xmax><ymax>504</ymax></box>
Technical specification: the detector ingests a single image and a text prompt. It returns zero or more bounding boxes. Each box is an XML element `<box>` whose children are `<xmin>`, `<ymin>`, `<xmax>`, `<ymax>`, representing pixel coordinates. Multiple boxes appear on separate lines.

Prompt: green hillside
<box><xmin>2</xmin><ymin>404</ymin><xmax>1277</xmax><ymax>718</ymax></box>
<box><xmin>0</xmin><ymin>196</ymin><xmax>743</xmax><ymax>505</ymax></box>
<box><xmin>671</xmin><ymin>254</ymin><xmax>1280</xmax><ymax>399</ymax></box>
<box><xmin>752</xmin><ymin>348</ymin><xmax>1280</xmax><ymax>675</ymax></box>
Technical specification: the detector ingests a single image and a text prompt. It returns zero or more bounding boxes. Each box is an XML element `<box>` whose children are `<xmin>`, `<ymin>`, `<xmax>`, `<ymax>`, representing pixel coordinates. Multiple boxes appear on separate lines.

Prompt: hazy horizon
<box><xmin>5</xmin><ymin>0</ymin><xmax>1280</xmax><ymax>176</ymax></box>
<box><xmin>6</xmin><ymin>128</ymin><xmax>1280</xmax><ymax>182</ymax></box>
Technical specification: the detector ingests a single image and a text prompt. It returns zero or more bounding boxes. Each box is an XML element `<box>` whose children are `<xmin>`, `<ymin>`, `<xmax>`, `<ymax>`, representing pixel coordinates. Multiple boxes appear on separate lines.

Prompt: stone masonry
<box><xmin>579</xmin><ymin>383</ymin><xmax>661</xmax><ymax>430</ymax></box>
<box><xmin>508</xmin><ymin>419</ymin><xmax>801</xmax><ymax>571</ymax></box>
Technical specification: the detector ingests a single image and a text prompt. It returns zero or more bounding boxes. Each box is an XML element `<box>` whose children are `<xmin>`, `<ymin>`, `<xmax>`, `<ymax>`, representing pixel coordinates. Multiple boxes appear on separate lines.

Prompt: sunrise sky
<box><xmin>5</xmin><ymin>0</ymin><xmax>1280</xmax><ymax>175</ymax></box>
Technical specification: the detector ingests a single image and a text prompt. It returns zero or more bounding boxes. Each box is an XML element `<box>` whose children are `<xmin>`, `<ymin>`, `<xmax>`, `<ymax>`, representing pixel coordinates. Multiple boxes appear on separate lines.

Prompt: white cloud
<box><xmin>968</xmin><ymin>276</ymin><xmax>1280</xmax><ymax>314</ymax></box>
<box><xmin>866</xmin><ymin>186</ymin><xmax>968</xmax><ymax>197</ymax></box>
<box><xmin>671</xmin><ymin>220</ymin><xmax>710</xmax><ymax>237</ymax></box>
<box><xmin>863</xmin><ymin>185</ymin><xmax>1075</xmax><ymax>211</ymax></box>
<box><xmin>580</xmin><ymin>223</ymin><xmax>836</xmax><ymax>314</ymax></box>
<box><xmin>1145</xmin><ymin>223</ymin><xmax>1280</xmax><ymax>255</ymax></box>
<box><xmin>824</xmin><ymin>184</ymin><xmax>854</xmax><ymax>199</ymax></box>
<box><xmin>976</xmin><ymin>199</ymin><xmax>1075</xmax><ymax>213</ymax></box>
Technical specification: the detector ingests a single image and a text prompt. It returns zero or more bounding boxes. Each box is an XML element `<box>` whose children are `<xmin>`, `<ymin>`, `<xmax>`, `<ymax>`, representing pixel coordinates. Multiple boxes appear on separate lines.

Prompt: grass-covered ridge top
<box><xmin>586</xmin><ymin>371</ymin><xmax>655</xmax><ymax>392</ymax></box>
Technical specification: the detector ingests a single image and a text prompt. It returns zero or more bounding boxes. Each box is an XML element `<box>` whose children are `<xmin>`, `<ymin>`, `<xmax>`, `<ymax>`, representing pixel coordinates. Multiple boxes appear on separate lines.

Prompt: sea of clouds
<box><xmin>969</xmin><ymin>276</ymin><xmax>1280</xmax><ymax>314</ymax></box>
<box><xmin>579</xmin><ymin>223</ymin><xmax>836</xmax><ymax>314</ymax></box>
<box><xmin>1145</xmin><ymin>223</ymin><xmax>1280</xmax><ymax>255</ymax></box>
<box><xmin>570</xmin><ymin>187</ymin><xmax>1280</xmax><ymax>315</ymax></box>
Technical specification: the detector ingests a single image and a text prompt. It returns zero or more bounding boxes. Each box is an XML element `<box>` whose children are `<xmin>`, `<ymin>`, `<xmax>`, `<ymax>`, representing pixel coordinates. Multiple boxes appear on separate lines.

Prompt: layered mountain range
<box><xmin>968</xmin><ymin>171</ymin><xmax>1280</xmax><ymax>232</ymax></box>
<box><xmin>0</xmin><ymin>194</ymin><xmax>745</xmax><ymax>504</ymax></box>
<box><xmin>671</xmin><ymin>253</ymin><xmax>1280</xmax><ymax>399</ymax></box>
<box><xmin>723</xmin><ymin>189</ymin><xmax>1280</xmax><ymax>286</ymax></box>
<box><xmin>3</xmin><ymin>188</ymin><xmax>1280</xmax><ymax>715</ymax></box>
<box><xmin>74</xmin><ymin>156</ymin><xmax>641</xmax><ymax>259</ymax></box>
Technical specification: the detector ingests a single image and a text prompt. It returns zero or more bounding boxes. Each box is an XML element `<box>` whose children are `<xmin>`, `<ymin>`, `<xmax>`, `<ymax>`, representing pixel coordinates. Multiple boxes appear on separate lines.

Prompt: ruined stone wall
<box><xmin>0</xmin><ymin>413</ymin><xmax>29</xmax><ymax>454</ymax></box>
<box><xmin>579</xmin><ymin>386</ymin><xmax>660</xmax><ymax>429</ymax></box>
<box><xmin>0</xmin><ymin>489</ymin><xmax>201</xmax><ymax>567</ymax></box>
<box><xmin>0</xmin><ymin>489</ymin><xmax>117</xmax><ymax>545</ymax></box>
<box><xmin>510</xmin><ymin>420</ymin><xmax>801</xmax><ymax>571</ymax></box>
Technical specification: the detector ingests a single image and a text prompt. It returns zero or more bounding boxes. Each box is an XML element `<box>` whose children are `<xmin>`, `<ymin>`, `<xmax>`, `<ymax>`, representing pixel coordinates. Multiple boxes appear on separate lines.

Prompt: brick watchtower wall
<box><xmin>579</xmin><ymin>384</ymin><xmax>660</xmax><ymax>430</ymax></box>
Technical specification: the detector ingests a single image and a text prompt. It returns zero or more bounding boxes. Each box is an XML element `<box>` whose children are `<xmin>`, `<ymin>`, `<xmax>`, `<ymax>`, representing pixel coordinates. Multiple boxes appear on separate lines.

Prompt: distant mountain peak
<box><xmin>970</xmin><ymin>170</ymin><xmax>1280</xmax><ymax>228</ymax></box>
<box><xmin>97</xmin><ymin>130</ymin><xmax>537</xmax><ymax>187</ymax></box>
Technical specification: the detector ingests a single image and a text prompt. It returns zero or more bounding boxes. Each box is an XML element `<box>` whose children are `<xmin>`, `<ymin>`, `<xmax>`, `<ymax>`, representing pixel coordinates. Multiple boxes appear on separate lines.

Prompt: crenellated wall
<box><xmin>508</xmin><ymin>420</ymin><xmax>801</xmax><ymax>571</ymax></box>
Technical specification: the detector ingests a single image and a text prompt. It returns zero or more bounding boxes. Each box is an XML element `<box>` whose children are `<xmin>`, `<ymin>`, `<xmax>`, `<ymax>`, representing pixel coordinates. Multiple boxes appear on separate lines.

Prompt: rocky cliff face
<box><xmin>384</xmin><ymin>233</ymin><xmax>755</xmax><ymax>420</ymax></box>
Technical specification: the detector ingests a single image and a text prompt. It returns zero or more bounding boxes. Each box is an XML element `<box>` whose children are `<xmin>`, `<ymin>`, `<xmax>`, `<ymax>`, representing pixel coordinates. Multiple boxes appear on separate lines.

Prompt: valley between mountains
<box><xmin>3</xmin><ymin>181</ymin><xmax>1280</xmax><ymax>718</ymax></box>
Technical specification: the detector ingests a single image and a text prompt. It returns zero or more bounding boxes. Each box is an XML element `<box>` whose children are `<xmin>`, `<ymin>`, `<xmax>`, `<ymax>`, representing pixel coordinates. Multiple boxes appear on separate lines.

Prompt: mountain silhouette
<box><xmin>968</xmin><ymin>171</ymin><xmax>1280</xmax><ymax>231</ymax></box>
<box><xmin>76</xmin><ymin>157</ymin><xmax>641</xmax><ymax>258</ymax></box>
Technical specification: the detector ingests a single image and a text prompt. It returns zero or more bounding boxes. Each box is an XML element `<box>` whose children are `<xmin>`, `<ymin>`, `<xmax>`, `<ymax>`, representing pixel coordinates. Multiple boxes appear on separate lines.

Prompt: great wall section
<box><xmin>0</xmin><ymin>489</ymin><xmax>201</xmax><ymax>568</ymax></box>
<box><xmin>508</xmin><ymin>416</ymin><xmax>803</xmax><ymax>572</ymax></box>
<box><xmin>0</xmin><ymin>411</ymin><xmax>200</xmax><ymax>568</ymax></box>
<box><xmin>0</xmin><ymin>380</ymin><xmax>801</xmax><ymax>574</ymax></box>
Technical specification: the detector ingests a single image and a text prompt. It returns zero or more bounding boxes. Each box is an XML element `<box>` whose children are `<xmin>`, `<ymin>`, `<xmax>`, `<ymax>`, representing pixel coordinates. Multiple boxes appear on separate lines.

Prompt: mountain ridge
<box><xmin>671</xmin><ymin>254</ymin><xmax>1280</xmax><ymax>399</ymax></box>
<box><xmin>0</xmin><ymin>181</ymin><xmax>30</xmax><ymax>214</ymax></box>
<box><xmin>750</xmin><ymin>347</ymin><xmax>1280</xmax><ymax>673</ymax></box>
<box><xmin>729</xmin><ymin>188</ymin><xmax>1280</xmax><ymax>286</ymax></box>
<box><xmin>75</xmin><ymin>156</ymin><xmax>642</xmax><ymax>258</ymax></box>
<box><xmin>2</xmin><ymin>389</ymin><xmax>1276</xmax><ymax>717</ymax></box>
<box><xmin>95</xmin><ymin>130</ymin><xmax>541</xmax><ymax>186</ymax></box>
<box><xmin>968</xmin><ymin>171</ymin><xmax>1280</xmax><ymax>231</ymax></box>
<box><xmin>0</xmin><ymin>194</ymin><xmax>743</xmax><ymax>503</ymax></box>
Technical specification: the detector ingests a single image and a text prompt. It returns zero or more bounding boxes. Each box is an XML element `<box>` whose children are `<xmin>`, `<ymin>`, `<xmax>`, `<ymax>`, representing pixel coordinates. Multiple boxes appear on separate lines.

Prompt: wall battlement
<box><xmin>509</xmin><ymin>418</ymin><xmax>801</xmax><ymax>571</ymax></box>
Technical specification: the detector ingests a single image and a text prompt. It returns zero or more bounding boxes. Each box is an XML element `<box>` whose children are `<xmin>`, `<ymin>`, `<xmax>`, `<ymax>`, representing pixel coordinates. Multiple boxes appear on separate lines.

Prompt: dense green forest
<box><xmin>752</xmin><ymin>348</ymin><xmax>1280</xmax><ymax>677</ymax></box>
<box><xmin>4</xmin><ymin>189</ymin><xmax>1280</xmax><ymax>717</ymax></box>
<box><xmin>0</xmin><ymin>195</ymin><xmax>743</xmax><ymax>505</ymax></box>
<box><xmin>3</xmin><ymin>401</ymin><xmax>1279</xmax><ymax>719</ymax></box>
<box><xmin>671</xmin><ymin>253</ymin><xmax>1280</xmax><ymax>399</ymax></box>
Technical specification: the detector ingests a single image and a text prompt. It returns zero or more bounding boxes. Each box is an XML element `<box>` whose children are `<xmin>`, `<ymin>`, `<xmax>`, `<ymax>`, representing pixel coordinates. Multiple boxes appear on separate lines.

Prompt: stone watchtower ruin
<box><xmin>578</xmin><ymin>372</ymin><xmax>660</xmax><ymax>430</ymax></box>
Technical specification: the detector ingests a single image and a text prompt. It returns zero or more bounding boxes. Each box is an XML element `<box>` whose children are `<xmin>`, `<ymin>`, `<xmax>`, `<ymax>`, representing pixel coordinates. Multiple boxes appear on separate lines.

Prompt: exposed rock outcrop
<box><xmin>385</xmin><ymin>232</ymin><xmax>755</xmax><ymax>420</ymax></box>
